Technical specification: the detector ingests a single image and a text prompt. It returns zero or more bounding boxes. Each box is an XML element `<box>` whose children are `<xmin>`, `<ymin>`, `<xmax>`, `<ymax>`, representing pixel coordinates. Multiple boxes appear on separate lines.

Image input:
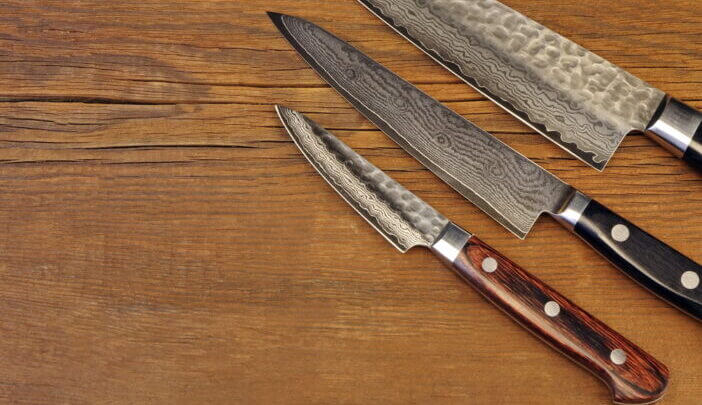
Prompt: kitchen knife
<box><xmin>275</xmin><ymin>105</ymin><xmax>668</xmax><ymax>404</ymax></box>
<box><xmin>356</xmin><ymin>0</ymin><xmax>702</xmax><ymax>172</ymax></box>
<box><xmin>268</xmin><ymin>12</ymin><xmax>702</xmax><ymax>320</ymax></box>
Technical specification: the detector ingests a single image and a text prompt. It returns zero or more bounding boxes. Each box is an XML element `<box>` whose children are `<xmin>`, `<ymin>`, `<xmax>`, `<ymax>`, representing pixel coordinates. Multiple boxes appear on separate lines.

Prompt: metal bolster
<box><xmin>553</xmin><ymin>191</ymin><xmax>593</xmax><ymax>230</ymax></box>
<box><xmin>646</xmin><ymin>97</ymin><xmax>702</xmax><ymax>157</ymax></box>
<box><xmin>431</xmin><ymin>222</ymin><xmax>472</xmax><ymax>264</ymax></box>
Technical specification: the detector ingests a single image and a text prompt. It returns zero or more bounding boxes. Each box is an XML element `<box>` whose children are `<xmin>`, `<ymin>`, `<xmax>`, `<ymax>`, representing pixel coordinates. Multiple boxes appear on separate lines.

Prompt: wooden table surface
<box><xmin>0</xmin><ymin>1</ymin><xmax>700</xmax><ymax>403</ymax></box>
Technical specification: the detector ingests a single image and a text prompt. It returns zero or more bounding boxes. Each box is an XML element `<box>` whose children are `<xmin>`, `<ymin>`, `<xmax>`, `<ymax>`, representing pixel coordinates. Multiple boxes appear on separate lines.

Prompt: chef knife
<box><xmin>268</xmin><ymin>12</ymin><xmax>702</xmax><ymax>320</ymax></box>
<box><xmin>276</xmin><ymin>105</ymin><xmax>668</xmax><ymax>404</ymax></box>
<box><xmin>356</xmin><ymin>0</ymin><xmax>702</xmax><ymax>172</ymax></box>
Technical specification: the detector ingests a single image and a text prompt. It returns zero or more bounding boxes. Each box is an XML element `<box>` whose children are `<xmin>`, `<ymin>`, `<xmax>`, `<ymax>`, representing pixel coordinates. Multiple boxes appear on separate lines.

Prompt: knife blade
<box><xmin>356</xmin><ymin>0</ymin><xmax>702</xmax><ymax>172</ymax></box>
<box><xmin>276</xmin><ymin>105</ymin><xmax>668</xmax><ymax>404</ymax></box>
<box><xmin>268</xmin><ymin>12</ymin><xmax>702</xmax><ymax>320</ymax></box>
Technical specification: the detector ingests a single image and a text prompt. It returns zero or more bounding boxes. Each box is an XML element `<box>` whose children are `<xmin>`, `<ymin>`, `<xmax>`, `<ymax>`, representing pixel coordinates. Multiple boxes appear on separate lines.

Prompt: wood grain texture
<box><xmin>0</xmin><ymin>0</ymin><xmax>699</xmax><ymax>404</ymax></box>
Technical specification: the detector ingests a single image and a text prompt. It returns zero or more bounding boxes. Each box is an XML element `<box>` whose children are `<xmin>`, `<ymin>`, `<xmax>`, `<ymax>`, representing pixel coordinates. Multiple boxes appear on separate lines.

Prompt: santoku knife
<box><xmin>268</xmin><ymin>13</ymin><xmax>702</xmax><ymax>320</ymax></box>
<box><xmin>275</xmin><ymin>105</ymin><xmax>668</xmax><ymax>404</ymax></box>
<box><xmin>357</xmin><ymin>0</ymin><xmax>702</xmax><ymax>172</ymax></box>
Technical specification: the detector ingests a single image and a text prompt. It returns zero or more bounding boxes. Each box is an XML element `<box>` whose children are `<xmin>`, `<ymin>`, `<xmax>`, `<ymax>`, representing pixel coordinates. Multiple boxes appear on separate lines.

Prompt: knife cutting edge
<box><xmin>268</xmin><ymin>12</ymin><xmax>702</xmax><ymax>320</ymax></box>
<box><xmin>357</xmin><ymin>0</ymin><xmax>702</xmax><ymax>172</ymax></box>
<box><xmin>275</xmin><ymin>105</ymin><xmax>668</xmax><ymax>404</ymax></box>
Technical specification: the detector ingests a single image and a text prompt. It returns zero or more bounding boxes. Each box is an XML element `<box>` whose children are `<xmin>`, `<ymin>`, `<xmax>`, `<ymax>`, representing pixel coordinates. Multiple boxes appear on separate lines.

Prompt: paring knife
<box><xmin>357</xmin><ymin>0</ymin><xmax>702</xmax><ymax>172</ymax></box>
<box><xmin>275</xmin><ymin>105</ymin><xmax>668</xmax><ymax>404</ymax></box>
<box><xmin>268</xmin><ymin>13</ymin><xmax>702</xmax><ymax>320</ymax></box>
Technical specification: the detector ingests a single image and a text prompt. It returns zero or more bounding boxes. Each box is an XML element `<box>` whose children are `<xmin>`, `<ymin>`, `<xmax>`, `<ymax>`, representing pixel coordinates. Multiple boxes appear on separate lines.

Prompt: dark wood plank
<box><xmin>0</xmin><ymin>1</ymin><xmax>700</xmax><ymax>404</ymax></box>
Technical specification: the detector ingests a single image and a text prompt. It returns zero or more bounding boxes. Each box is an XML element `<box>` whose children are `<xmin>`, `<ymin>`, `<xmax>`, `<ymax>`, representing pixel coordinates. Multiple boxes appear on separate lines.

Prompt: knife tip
<box><xmin>274</xmin><ymin>104</ymin><xmax>292</xmax><ymax>117</ymax></box>
<box><xmin>274</xmin><ymin>105</ymin><xmax>303</xmax><ymax>131</ymax></box>
<box><xmin>266</xmin><ymin>11</ymin><xmax>285</xmax><ymax>25</ymax></box>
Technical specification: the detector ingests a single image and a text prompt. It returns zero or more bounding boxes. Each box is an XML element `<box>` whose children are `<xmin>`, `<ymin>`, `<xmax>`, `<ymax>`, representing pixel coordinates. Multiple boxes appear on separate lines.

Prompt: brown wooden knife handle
<box><xmin>449</xmin><ymin>236</ymin><xmax>669</xmax><ymax>404</ymax></box>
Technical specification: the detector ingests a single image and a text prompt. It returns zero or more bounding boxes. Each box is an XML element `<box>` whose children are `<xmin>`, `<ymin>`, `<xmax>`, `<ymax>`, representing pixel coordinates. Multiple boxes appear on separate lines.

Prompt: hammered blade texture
<box><xmin>273</xmin><ymin>14</ymin><xmax>573</xmax><ymax>238</ymax></box>
<box><xmin>277</xmin><ymin>106</ymin><xmax>449</xmax><ymax>252</ymax></box>
<box><xmin>358</xmin><ymin>0</ymin><xmax>667</xmax><ymax>169</ymax></box>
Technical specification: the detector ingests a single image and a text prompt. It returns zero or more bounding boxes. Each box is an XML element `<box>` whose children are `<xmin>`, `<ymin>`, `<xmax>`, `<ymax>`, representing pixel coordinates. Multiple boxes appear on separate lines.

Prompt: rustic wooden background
<box><xmin>0</xmin><ymin>0</ymin><xmax>700</xmax><ymax>403</ymax></box>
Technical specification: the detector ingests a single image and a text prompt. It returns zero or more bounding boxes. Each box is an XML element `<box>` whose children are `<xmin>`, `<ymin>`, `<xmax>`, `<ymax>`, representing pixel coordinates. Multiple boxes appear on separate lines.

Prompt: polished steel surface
<box><xmin>481</xmin><ymin>257</ymin><xmax>498</xmax><ymax>273</ymax></box>
<box><xmin>544</xmin><ymin>301</ymin><xmax>561</xmax><ymax>318</ymax></box>
<box><xmin>611</xmin><ymin>224</ymin><xmax>631</xmax><ymax>243</ymax></box>
<box><xmin>431</xmin><ymin>222</ymin><xmax>472</xmax><ymax>264</ymax></box>
<box><xmin>270</xmin><ymin>13</ymin><xmax>574</xmax><ymax>239</ymax></box>
<box><xmin>276</xmin><ymin>106</ymin><xmax>450</xmax><ymax>253</ymax></box>
<box><xmin>357</xmin><ymin>0</ymin><xmax>667</xmax><ymax>170</ymax></box>
<box><xmin>552</xmin><ymin>191</ymin><xmax>592</xmax><ymax>230</ymax></box>
<box><xmin>646</xmin><ymin>98</ymin><xmax>702</xmax><ymax>157</ymax></box>
<box><xmin>681</xmin><ymin>271</ymin><xmax>700</xmax><ymax>290</ymax></box>
<box><xmin>610</xmin><ymin>349</ymin><xmax>628</xmax><ymax>366</ymax></box>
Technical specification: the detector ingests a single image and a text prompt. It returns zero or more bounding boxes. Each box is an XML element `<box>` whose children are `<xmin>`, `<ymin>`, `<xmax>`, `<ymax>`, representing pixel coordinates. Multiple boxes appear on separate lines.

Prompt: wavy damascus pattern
<box><xmin>271</xmin><ymin>14</ymin><xmax>574</xmax><ymax>237</ymax></box>
<box><xmin>276</xmin><ymin>106</ymin><xmax>449</xmax><ymax>252</ymax></box>
<box><xmin>359</xmin><ymin>0</ymin><xmax>667</xmax><ymax>169</ymax></box>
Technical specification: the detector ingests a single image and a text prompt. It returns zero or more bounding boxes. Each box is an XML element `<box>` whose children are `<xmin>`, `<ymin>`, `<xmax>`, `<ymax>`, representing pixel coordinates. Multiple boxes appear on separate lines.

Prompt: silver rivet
<box><xmin>611</xmin><ymin>224</ymin><xmax>630</xmax><ymax>242</ymax></box>
<box><xmin>544</xmin><ymin>301</ymin><xmax>561</xmax><ymax>317</ymax></box>
<box><xmin>681</xmin><ymin>271</ymin><xmax>700</xmax><ymax>290</ymax></box>
<box><xmin>610</xmin><ymin>349</ymin><xmax>627</xmax><ymax>365</ymax></box>
<box><xmin>482</xmin><ymin>257</ymin><xmax>498</xmax><ymax>273</ymax></box>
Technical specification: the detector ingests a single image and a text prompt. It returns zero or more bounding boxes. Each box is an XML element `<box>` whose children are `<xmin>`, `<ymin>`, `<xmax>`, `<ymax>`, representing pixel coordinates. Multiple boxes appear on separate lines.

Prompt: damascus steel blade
<box><xmin>357</xmin><ymin>0</ymin><xmax>667</xmax><ymax>170</ymax></box>
<box><xmin>276</xmin><ymin>106</ymin><xmax>450</xmax><ymax>252</ymax></box>
<box><xmin>270</xmin><ymin>13</ymin><xmax>574</xmax><ymax>238</ymax></box>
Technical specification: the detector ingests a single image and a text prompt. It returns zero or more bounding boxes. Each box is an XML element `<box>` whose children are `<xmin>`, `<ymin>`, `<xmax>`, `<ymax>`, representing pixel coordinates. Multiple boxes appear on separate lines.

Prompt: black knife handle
<box><xmin>572</xmin><ymin>199</ymin><xmax>702</xmax><ymax>320</ymax></box>
<box><xmin>446</xmin><ymin>235</ymin><xmax>669</xmax><ymax>404</ymax></box>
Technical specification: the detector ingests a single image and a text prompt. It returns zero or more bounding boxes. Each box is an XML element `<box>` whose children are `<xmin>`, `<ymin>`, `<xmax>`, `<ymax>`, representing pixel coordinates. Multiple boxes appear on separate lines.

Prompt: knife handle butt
<box><xmin>450</xmin><ymin>237</ymin><xmax>669</xmax><ymax>404</ymax></box>
<box><xmin>572</xmin><ymin>199</ymin><xmax>702</xmax><ymax>320</ymax></box>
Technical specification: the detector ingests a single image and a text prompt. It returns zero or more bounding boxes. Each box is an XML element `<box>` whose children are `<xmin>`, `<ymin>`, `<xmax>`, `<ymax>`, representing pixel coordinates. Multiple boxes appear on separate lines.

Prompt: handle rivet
<box><xmin>610</xmin><ymin>349</ymin><xmax>627</xmax><ymax>365</ymax></box>
<box><xmin>611</xmin><ymin>224</ymin><xmax>630</xmax><ymax>242</ymax></box>
<box><xmin>681</xmin><ymin>271</ymin><xmax>700</xmax><ymax>290</ymax></box>
<box><xmin>481</xmin><ymin>257</ymin><xmax>498</xmax><ymax>273</ymax></box>
<box><xmin>544</xmin><ymin>301</ymin><xmax>561</xmax><ymax>317</ymax></box>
